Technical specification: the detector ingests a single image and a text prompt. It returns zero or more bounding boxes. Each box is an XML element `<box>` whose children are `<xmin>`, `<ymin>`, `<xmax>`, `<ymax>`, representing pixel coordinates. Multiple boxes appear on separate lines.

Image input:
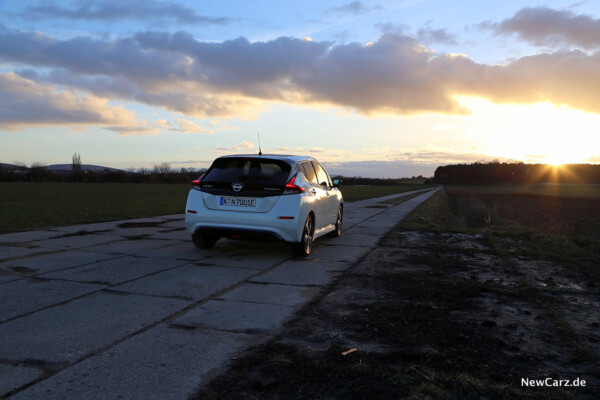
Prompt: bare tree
<box><xmin>153</xmin><ymin>162</ymin><xmax>172</xmax><ymax>175</ymax></box>
<box><xmin>137</xmin><ymin>167</ymin><xmax>150</xmax><ymax>176</ymax></box>
<box><xmin>72</xmin><ymin>152</ymin><xmax>82</xmax><ymax>172</ymax></box>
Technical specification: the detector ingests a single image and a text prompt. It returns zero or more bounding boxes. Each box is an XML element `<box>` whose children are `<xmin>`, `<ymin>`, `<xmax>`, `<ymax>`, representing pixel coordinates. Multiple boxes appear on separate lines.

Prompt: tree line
<box><xmin>434</xmin><ymin>163</ymin><xmax>600</xmax><ymax>184</ymax></box>
<box><xmin>3</xmin><ymin>152</ymin><xmax>431</xmax><ymax>185</ymax></box>
<box><xmin>0</xmin><ymin>162</ymin><xmax>206</xmax><ymax>184</ymax></box>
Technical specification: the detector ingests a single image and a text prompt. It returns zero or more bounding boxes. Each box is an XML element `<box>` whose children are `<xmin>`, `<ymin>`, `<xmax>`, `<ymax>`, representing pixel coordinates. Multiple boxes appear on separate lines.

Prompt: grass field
<box><xmin>448</xmin><ymin>183</ymin><xmax>600</xmax><ymax>198</ymax></box>
<box><xmin>0</xmin><ymin>183</ymin><xmax>190</xmax><ymax>233</ymax></box>
<box><xmin>400</xmin><ymin>186</ymin><xmax>600</xmax><ymax>277</ymax></box>
<box><xmin>0</xmin><ymin>182</ymin><xmax>431</xmax><ymax>233</ymax></box>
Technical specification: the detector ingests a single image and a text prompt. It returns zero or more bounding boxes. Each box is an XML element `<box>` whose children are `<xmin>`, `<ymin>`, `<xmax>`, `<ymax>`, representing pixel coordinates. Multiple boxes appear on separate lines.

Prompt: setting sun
<box><xmin>455</xmin><ymin>97</ymin><xmax>600</xmax><ymax>165</ymax></box>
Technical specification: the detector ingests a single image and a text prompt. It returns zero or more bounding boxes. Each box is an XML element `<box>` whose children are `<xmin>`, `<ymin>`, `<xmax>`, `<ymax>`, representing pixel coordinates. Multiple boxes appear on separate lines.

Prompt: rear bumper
<box><xmin>184</xmin><ymin>189</ymin><xmax>306</xmax><ymax>243</ymax></box>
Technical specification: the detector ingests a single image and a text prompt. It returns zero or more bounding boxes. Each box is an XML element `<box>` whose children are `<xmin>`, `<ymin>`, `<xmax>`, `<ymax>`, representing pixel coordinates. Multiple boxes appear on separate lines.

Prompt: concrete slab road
<box><xmin>0</xmin><ymin>187</ymin><xmax>440</xmax><ymax>399</ymax></box>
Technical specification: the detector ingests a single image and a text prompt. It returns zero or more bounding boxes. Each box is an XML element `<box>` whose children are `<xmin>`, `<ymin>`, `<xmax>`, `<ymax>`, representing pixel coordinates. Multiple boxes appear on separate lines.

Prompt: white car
<box><xmin>185</xmin><ymin>154</ymin><xmax>343</xmax><ymax>256</ymax></box>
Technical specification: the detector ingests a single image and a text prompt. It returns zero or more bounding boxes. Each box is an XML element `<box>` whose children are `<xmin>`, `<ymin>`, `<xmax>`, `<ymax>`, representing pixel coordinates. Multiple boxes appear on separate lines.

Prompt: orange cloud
<box><xmin>0</xmin><ymin>72</ymin><xmax>141</xmax><ymax>131</ymax></box>
<box><xmin>4</xmin><ymin>27</ymin><xmax>600</xmax><ymax>124</ymax></box>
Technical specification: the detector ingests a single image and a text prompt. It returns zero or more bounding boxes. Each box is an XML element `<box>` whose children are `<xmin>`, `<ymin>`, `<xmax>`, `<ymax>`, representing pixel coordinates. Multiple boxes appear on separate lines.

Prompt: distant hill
<box><xmin>1</xmin><ymin>163</ymin><xmax>123</xmax><ymax>172</ymax></box>
<box><xmin>45</xmin><ymin>164</ymin><xmax>123</xmax><ymax>172</ymax></box>
<box><xmin>0</xmin><ymin>163</ymin><xmax>28</xmax><ymax>170</ymax></box>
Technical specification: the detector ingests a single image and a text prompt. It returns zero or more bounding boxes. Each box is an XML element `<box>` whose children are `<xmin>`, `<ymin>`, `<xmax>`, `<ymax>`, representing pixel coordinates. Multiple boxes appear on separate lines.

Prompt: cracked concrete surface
<box><xmin>0</xmin><ymin>187</ymin><xmax>439</xmax><ymax>399</ymax></box>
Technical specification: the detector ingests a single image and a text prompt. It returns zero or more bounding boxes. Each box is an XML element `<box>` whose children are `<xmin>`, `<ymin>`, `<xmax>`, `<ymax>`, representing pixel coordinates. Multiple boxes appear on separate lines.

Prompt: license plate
<box><xmin>219</xmin><ymin>197</ymin><xmax>256</xmax><ymax>207</ymax></box>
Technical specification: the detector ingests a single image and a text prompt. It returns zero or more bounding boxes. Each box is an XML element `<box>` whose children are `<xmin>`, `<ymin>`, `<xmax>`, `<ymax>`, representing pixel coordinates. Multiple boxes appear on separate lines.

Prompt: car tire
<box><xmin>333</xmin><ymin>205</ymin><xmax>343</xmax><ymax>237</ymax></box>
<box><xmin>297</xmin><ymin>214</ymin><xmax>314</xmax><ymax>257</ymax></box>
<box><xmin>192</xmin><ymin>233</ymin><xmax>218</xmax><ymax>249</ymax></box>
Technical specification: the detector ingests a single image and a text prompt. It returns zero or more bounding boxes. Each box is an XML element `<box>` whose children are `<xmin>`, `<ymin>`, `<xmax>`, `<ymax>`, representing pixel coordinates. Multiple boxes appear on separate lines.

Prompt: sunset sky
<box><xmin>2</xmin><ymin>0</ymin><xmax>600</xmax><ymax>177</ymax></box>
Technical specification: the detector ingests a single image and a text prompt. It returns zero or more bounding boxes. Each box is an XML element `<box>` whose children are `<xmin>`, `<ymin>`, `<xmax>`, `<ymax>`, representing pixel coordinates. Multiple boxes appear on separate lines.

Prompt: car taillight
<box><xmin>192</xmin><ymin>173</ymin><xmax>204</xmax><ymax>191</ymax></box>
<box><xmin>283</xmin><ymin>175</ymin><xmax>305</xmax><ymax>195</ymax></box>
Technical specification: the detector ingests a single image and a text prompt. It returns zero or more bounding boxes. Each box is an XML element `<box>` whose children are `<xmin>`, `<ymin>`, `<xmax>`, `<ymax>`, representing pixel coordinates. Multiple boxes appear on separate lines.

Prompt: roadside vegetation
<box><xmin>0</xmin><ymin>183</ymin><xmax>190</xmax><ymax>233</ymax></box>
<box><xmin>198</xmin><ymin>185</ymin><xmax>599</xmax><ymax>400</ymax></box>
<box><xmin>403</xmin><ymin>186</ymin><xmax>600</xmax><ymax>278</ymax></box>
<box><xmin>339</xmin><ymin>183</ymin><xmax>436</xmax><ymax>202</ymax></box>
<box><xmin>434</xmin><ymin>162</ymin><xmax>600</xmax><ymax>184</ymax></box>
<box><xmin>447</xmin><ymin>183</ymin><xmax>600</xmax><ymax>198</ymax></box>
<box><xmin>0</xmin><ymin>183</ymin><xmax>431</xmax><ymax>233</ymax></box>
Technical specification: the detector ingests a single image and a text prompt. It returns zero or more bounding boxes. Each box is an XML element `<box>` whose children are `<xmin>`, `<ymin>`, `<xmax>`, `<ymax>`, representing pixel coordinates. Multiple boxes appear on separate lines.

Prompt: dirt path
<box><xmin>199</xmin><ymin>228</ymin><xmax>600</xmax><ymax>399</ymax></box>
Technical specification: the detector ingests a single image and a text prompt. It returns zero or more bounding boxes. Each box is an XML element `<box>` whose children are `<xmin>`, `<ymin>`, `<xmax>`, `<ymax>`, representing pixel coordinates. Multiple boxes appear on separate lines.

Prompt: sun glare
<box><xmin>456</xmin><ymin>96</ymin><xmax>600</xmax><ymax>165</ymax></box>
<box><xmin>542</xmin><ymin>150</ymin><xmax>584</xmax><ymax>166</ymax></box>
<box><xmin>545</xmin><ymin>156</ymin><xmax>572</xmax><ymax>167</ymax></box>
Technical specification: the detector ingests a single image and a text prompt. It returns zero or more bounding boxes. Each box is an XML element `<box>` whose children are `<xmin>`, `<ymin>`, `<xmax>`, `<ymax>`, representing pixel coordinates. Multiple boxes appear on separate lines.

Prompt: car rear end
<box><xmin>185</xmin><ymin>155</ymin><xmax>308</xmax><ymax>245</ymax></box>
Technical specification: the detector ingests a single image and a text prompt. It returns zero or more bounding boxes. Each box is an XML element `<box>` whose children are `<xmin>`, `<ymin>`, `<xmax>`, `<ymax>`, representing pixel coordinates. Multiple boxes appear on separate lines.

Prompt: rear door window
<box><xmin>302</xmin><ymin>161</ymin><xmax>319</xmax><ymax>185</ymax></box>
<box><xmin>300</xmin><ymin>162</ymin><xmax>319</xmax><ymax>184</ymax></box>
<box><xmin>312</xmin><ymin>162</ymin><xmax>331</xmax><ymax>188</ymax></box>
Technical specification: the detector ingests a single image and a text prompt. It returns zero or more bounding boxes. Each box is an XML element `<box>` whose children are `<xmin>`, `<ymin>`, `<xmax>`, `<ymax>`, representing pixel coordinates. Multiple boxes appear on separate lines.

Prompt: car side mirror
<box><xmin>332</xmin><ymin>179</ymin><xmax>342</xmax><ymax>187</ymax></box>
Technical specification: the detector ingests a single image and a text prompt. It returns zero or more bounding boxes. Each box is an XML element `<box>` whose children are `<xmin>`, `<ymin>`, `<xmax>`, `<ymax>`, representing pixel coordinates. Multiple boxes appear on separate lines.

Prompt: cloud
<box><xmin>460</xmin><ymin>49</ymin><xmax>600</xmax><ymax>113</ymax></box>
<box><xmin>0</xmin><ymin>30</ymin><xmax>332</xmax><ymax>117</ymax></box>
<box><xmin>327</xmin><ymin>1</ymin><xmax>382</xmax><ymax>16</ymax></box>
<box><xmin>20</xmin><ymin>0</ymin><xmax>231</xmax><ymax>25</ymax></box>
<box><xmin>212</xmin><ymin>141</ymin><xmax>255</xmax><ymax>154</ymax></box>
<box><xmin>4</xmin><ymin>28</ymin><xmax>600</xmax><ymax>125</ymax></box>
<box><xmin>375</xmin><ymin>22</ymin><xmax>408</xmax><ymax>34</ymax></box>
<box><xmin>567</xmin><ymin>2</ymin><xmax>588</xmax><ymax>10</ymax></box>
<box><xmin>322</xmin><ymin>150</ymin><xmax>515</xmax><ymax>178</ymax></box>
<box><xmin>584</xmin><ymin>155</ymin><xmax>600</xmax><ymax>163</ymax></box>
<box><xmin>109</xmin><ymin>116</ymin><xmax>215</xmax><ymax>135</ymax></box>
<box><xmin>322</xmin><ymin>160</ymin><xmax>439</xmax><ymax>178</ymax></box>
<box><xmin>417</xmin><ymin>26</ymin><xmax>458</xmax><ymax>45</ymax></box>
<box><xmin>389</xmin><ymin>150</ymin><xmax>512</xmax><ymax>164</ymax></box>
<box><xmin>0</xmin><ymin>72</ymin><xmax>141</xmax><ymax>131</ymax></box>
<box><xmin>487</xmin><ymin>7</ymin><xmax>600</xmax><ymax>49</ymax></box>
<box><xmin>155</xmin><ymin>119</ymin><xmax>170</xmax><ymax>128</ymax></box>
<box><xmin>173</xmin><ymin>117</ymin><xmax>214</xmax><ymax>134</ymax></box>
<box><xmin>105</xmin><ymin>121</ymin><xmax>163</xmax><ymax>135</ymax></box>
<box><xmin>293</xmin><ymin>34</ymin><xmax>472</xmax><ymax>115</ymax></box>
<box><xmin>375</xmin><ymin>22</ymin><xmax>457</xmax><ymax>45</ymax></box>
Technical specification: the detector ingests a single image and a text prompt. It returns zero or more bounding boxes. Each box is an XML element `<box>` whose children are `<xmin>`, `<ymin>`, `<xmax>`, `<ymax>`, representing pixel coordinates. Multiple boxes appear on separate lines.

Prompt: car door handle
<box><xmin>311</xmin><ymin>189</ymin><xmax>317</xmax><ymax>195</ymax></box>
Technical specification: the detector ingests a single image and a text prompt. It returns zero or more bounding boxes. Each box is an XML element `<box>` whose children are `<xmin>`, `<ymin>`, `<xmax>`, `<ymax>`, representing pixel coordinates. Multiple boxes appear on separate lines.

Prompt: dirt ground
<box><xmin>197</xmin><ymin>227</ymin><xmax>599</xmax><ymax>399</ymax></box>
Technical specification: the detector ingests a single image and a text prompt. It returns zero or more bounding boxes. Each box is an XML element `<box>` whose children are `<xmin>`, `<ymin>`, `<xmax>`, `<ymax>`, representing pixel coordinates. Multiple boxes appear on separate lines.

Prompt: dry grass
<box><xmin>400</xmin><ymin>187</ymin><xmax>600</xmax><ymax>278</ymax></box>
<box><xmin>448</xmin><ymin>184</ymin><xmax>600</xmax><ymax>198</ymax></box>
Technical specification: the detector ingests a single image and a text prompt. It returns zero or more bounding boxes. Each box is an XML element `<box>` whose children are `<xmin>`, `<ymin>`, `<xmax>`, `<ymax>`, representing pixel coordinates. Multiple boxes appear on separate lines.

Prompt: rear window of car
<box><xmin>203</xmin><ymin>157</ymin><xmax>292</xmax><ymax>185</ymax></box>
